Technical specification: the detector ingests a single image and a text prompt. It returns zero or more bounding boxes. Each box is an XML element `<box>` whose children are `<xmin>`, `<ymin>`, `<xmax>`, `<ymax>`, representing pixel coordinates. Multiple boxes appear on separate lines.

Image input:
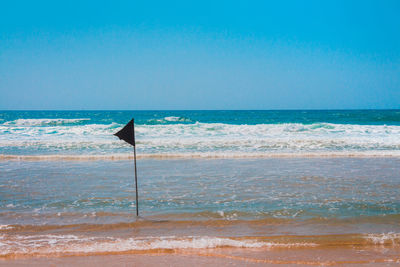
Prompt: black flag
<box><xmin>114</xmin><ymin>118</ymin><xmax>140</xmax><ymax>216</ymax></box>
<box><xmin>114</xmin><ymin>119</ymin><xmax>135</xmax><ymax>146</ymax></box>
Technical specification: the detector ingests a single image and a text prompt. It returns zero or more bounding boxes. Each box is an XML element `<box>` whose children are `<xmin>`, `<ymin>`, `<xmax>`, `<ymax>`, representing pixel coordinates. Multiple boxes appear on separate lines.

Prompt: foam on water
<box><xmin>3</xmin><ymin>118</ymin><xmax>90</xmax><ymax>126</ymax></box>
<box><xmin>1</xmin><ymin>121</ymin><xmax>400</xmax><ymax>156</ymax></box>
<box><xmin>0</xmin><ymin>234</ymin><xmax>316</xmax><ymax>257</ymax></box>
<box><xmin>147</xmin><ymin>116</ymin><xmax>192</xmax><ymax>124</ymax></box>
<box><xmin>163</xmin><ymin>116</ymin><xmax>191</xmax><ymax>122</ymax></box>
<box><xmin>0</xmin><ymin>225</ymin><xmax>13</xmax><ymax>230</ymax></box>
<box><xmin>365</xmin><ymin>232</ymin><xmax>400</xmax><ymax>245</ymax></box>
<box><xmin>1</xmin><ymin>232</ymin><xmax>400</xmax><ymax>257</ymax></box>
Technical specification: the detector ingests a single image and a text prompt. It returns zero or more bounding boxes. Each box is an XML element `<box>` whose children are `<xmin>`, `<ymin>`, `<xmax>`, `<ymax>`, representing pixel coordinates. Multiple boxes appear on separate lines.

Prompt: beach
<box><xmin>2</xmin><ymin>0</ymin><xmax>400</xmax><ymax>262</ymax></box>
<box><xmin>1</xmin><ymin>110</ymin><xmax>400</xmax><ymax>265</ymax></box>
<box><xmin>3</xmin><ymin>246</ymin><xmax>400</xmax><ymax>266</ymax></box>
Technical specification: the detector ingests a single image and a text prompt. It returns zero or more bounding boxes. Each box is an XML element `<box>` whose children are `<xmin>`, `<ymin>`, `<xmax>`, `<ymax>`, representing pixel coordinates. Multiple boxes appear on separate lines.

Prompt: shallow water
<box><xmin>1</xmin><ymin>158</ymin><xmax>400</xmax><ymax>258</ymax></box>
<box><xmin>1</xmin><ymin>158</ymin><xmax>400</xmax><ymax>224</ymax></box>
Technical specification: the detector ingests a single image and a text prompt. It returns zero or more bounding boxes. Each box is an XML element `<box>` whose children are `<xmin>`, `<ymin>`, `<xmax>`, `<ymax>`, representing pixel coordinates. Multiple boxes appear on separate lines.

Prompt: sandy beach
<box><xmin>2</xmin><ymin>245</ymin><xmax>400</xmax><ymax>266</ymax></box>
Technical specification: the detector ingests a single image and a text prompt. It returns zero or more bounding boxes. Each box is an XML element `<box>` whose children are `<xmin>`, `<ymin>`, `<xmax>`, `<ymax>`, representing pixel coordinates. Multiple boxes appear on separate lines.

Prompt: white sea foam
<box><xmin>0</xmin><ymin>225</ymin><xmax>13</xmax><ymax>230</ymax></box>
<box><xmin>2</xmin><ymin>118</ymin><xmax>90</xmax><ymax>126</ymax></box>
<box><xmin>1</xmin><ymin>122</ymin><xmax>400</xmax><ymax>156</ymax></box>
<box><xmin>0</xmin><ymin>234</ymin><xmax>315</xmax><ymax>256</ymax></box>
<box><xmin>148</xmin><ymin>116</ymin><xmax>192</xmax><ymax>123</ymax></box>
<box><xmin>364</xmin><ymin>232</ymin><xmax>400</xmax><ymax>245</ymax></box>
<box><xmin>2</xmin><ymin>151</ymin><xmax>400</xmax><ymax>161</ymax></box>
<box><xmin>164</xmin><ymin>116</ymin><xmax>191</xmax><ymax>122</ymax></box>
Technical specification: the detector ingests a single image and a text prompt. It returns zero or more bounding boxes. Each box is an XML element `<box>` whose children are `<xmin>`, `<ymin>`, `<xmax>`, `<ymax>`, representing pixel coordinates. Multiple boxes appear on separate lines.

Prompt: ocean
<box><xmin>1</xmin><ymin>110</ymin><xmax>400</xmax><ymax>264</ymax></box>
<box><xmin>1</xmin><ymin>110</ymin><xmax>400</xmax><ymax>157</ymax></box>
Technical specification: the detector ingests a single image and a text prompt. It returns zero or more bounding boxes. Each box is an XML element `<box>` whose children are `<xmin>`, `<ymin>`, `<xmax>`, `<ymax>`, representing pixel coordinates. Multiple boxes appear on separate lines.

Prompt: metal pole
<box><xmin>133</xmin><ymin>120</ymin><xmax>139</xmax><ymax>216</ymax></box>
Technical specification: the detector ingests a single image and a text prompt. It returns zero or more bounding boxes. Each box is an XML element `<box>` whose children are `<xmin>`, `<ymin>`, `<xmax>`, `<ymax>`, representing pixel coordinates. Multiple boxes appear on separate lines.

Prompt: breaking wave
<box><xmin>147</xmin><ymin>116</ymin><xmax>192</xmax><ymax>124</ymax></box>
<box><xmin>0</xmin><ymin>234</ymin><xmax>316</xmax><ymax>258</ymax></box>
<box><xmin>1</xmin><ymin>121</ymin><xmax>400</xmax><ymax>157</ymax></box>
<box><xmin>364</xmin><ymin>232</ymin><xmax>400</xmax><ymax>245</ymax></box>
<box><xmin>1</xmin><ymin>232</ymin><xmax>400</xmax><ymax>258</ymax></box>
<box><xmin>2</xmin><ymin>118</ymin><xmax>90</xmax><ymax>126</ymax></box>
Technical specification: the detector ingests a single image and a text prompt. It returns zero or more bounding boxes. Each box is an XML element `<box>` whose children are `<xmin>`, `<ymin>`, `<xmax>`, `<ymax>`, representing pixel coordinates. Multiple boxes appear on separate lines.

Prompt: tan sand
<box><xmin>2</xmin><ymin>247</ymin><xmax>400</xmax><ymax>266</ymax></box>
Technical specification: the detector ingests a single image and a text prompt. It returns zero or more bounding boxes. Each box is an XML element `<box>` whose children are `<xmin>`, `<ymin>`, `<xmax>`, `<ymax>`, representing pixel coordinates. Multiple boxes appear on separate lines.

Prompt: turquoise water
<box><xmin>1</xmin><ymin>110</ymin><xmax>400</xmax><ymax>156</ymax></box>
<box><xmin>2</xmin><ymin>110</ymin><xmax>400</xmax><ymax>125</ymax></box>
<box><xmin>1</xmin><ymin>158</ymin><xmax>400</xmax><ymax>227</ymax></box>
<box><xmin>1</xmin><ymin>110</ymin><xmax>400</xmax><ymax>224</ymax></box>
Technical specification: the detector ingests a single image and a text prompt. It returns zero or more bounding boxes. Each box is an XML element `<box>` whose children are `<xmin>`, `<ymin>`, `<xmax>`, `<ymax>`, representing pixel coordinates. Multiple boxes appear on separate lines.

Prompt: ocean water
<box><xmin>1</xmin><ymin>110</ymin><xmax>400</xmax><ymax>259</ymax></box>
<box><xmin>1</xmin><ymin>110</ymin><xmax>400</xmax><ymax>157</ymax></box>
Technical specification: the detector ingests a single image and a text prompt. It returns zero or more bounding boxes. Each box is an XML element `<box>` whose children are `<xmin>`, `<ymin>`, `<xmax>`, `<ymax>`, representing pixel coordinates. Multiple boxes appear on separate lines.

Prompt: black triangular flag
<box><xmin>114</xmin><ymin>119</ymin><xmax>135</xmax><ymax>146</ymax></box>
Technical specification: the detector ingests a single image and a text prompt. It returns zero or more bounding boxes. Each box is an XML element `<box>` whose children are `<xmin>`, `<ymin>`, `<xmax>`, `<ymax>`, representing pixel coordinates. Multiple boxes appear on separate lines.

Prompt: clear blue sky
<box><xmin>0</xmin><ymin>0</ymin><xmax>399</xmax><ymax>110</ymax></box>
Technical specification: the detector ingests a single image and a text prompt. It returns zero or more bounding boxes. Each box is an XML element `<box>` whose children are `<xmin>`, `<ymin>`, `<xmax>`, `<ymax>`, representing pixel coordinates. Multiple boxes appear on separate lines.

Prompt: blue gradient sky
<box><xmin>0</xmin><ymin>0</ymin><xmax>399</xmax><ymax>110</ymax></box>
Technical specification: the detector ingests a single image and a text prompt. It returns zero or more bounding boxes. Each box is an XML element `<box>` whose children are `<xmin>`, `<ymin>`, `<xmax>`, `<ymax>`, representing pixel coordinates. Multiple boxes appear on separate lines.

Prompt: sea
<box><xmin>1</xmin><ymin>110</ymin><xmax>400</xmax><ymax>263</ymax></box>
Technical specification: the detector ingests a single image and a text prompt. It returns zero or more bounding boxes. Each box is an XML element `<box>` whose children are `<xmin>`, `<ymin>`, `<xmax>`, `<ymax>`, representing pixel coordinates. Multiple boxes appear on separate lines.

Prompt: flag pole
<box><xmin>133</xmin><ymin>119</ymin><xmax>139</xmax><ymax>217</ymax></box>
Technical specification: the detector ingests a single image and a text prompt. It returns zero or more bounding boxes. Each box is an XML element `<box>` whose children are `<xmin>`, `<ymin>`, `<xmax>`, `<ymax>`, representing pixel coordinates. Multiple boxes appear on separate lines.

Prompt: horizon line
<box><xmin>1</xmin><ymin>108</ymin><xmax>399</xmax><ymax>112</ymax></box>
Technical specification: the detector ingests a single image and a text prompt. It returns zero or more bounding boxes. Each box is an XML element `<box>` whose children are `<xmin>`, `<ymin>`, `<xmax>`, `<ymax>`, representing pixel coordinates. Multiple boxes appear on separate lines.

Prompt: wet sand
<box><xmin>2</xmin><ymin>246</ymin><xmax>400</xmax><ymax>266</ymax></box>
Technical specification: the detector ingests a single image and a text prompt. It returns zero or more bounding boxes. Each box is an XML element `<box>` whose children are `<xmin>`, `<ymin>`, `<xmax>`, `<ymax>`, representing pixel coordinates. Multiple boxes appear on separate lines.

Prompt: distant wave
<box><xmin>147</xmin><ymin>116</ymin><xmax>192</xmax><ymax>124</ymax></box>
<box><xmin>2</xmin><ymin>118</ymin><xmax>90</xmax><ymax>126</ymax></box>
<box><xmin>164</xmin><ymin>116</ymin><xmax>191</xmax><ymax>122</ymax></box>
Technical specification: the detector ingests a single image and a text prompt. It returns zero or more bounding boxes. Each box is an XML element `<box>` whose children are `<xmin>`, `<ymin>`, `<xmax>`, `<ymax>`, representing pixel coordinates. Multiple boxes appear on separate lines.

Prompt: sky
<box><xmin>0</xmin><ymin>0</ymin><xmax>399</xmax><ymax>110</ymax></box>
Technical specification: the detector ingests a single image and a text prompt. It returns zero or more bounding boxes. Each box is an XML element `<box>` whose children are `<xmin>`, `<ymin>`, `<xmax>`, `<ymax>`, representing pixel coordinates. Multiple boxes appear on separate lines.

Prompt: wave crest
<box><xmin>1</xmin><ymin>122</ymin><xmax>400</xmax><ymax>155</ymax></box>
<box><xmin>147</xmin><ymin>116</ymin><xmax>192</xmax><ymax>124</ymax></box>
<box><xmin>2</xmin><ymin>118</ymin><xmax>90</xmax><ymax>126</ymax></box>
<box><xmin>0</xmin><ymin>234</ymin><xmax>315</xmax><ymax>257</ymax></box>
